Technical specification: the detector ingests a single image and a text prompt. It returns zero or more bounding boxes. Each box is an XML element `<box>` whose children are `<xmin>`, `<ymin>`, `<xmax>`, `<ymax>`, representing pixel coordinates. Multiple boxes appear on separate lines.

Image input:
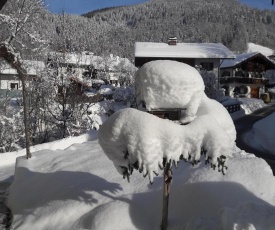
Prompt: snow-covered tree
<box><xmin>99</xmin><ymin>60</ymin><xmax>236</xmax><ymax>230</ymax></box>
<box><xmin>0</xmin><ymin>0</ymin><xmax>47</xmax><ymax>158</ymax></box>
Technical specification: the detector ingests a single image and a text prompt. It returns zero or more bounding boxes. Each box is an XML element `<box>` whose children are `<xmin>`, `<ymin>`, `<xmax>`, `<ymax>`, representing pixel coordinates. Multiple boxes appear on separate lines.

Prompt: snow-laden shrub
<box><xmin>0</xmin><ymin>112</ymin><xmax>25</xmax><ymax>153</ymax></box>
<box><xmin>85</xmin><ymin>100</ymin><xmax>114</xmax><ymax>130</ymax></box>
<box><xmin>199</xmin><ymin>70</ymin><xmax>221</xmax><ymax>100</ymax></box>
<box><xmin>99</xmin><ymin>108</ymin><xmax>233</xmax><ymax>183</ymax></box>
<box><xmin>112</xmin><ymin>86</ymin><xmax>134</xmax><ymax>105</ymax></box>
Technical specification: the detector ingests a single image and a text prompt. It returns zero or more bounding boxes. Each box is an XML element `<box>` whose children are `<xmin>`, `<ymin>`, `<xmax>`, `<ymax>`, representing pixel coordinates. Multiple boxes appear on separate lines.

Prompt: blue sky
<box><xmin>43</xmin><ymin>0</ymin><xmax>275</xmax><ymax>15</ymax></box>
<box><xmin>43</xmin><ymin>0</ymin><xmax>149</xmax><ymax>15</ymax></box>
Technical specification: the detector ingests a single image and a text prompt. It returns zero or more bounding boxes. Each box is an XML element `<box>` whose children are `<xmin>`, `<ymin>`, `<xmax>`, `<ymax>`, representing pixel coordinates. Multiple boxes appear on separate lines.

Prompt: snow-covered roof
<box><xmin>49</xmin><ymin>52</ymin><xmax>136</xmax><ymax>72</ymax></box>
<box><xmin>247</xmin><ymin>43</ymin><xmax>274</xmax><ymax>56</ymax></box>
<box><xmin>135</xmin><ymin>42</ymin><xmax>236</xmax><ymax>59</ymax></box>
<box><xmin>220</xmin><ymin>52</ymin><xmax>275</xmax><ymax>69</ymax></box>
<box><xmin>0</xmin><ymin>59</ymin><xmax>45</xmax><ymax>75</ymax></box>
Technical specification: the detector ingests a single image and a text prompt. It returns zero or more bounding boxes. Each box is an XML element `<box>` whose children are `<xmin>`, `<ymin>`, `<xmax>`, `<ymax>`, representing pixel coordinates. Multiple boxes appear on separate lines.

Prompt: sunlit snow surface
<box><xmin>247</xmin><ymin>43</ymin><xmax>274</xmax><ymax>56</ymax></box>
<box><xmin>5</xmin><ymin>135</ymin><xmax>275</xmax><ymax>230</ymax></box>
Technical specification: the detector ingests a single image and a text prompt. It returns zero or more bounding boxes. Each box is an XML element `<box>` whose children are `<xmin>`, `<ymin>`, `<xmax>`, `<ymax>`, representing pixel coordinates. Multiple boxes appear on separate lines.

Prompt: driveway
<box><xmin>234</xmin><ymin>103</ymin><xmax>275</xmax><ymax>174</ymax></box>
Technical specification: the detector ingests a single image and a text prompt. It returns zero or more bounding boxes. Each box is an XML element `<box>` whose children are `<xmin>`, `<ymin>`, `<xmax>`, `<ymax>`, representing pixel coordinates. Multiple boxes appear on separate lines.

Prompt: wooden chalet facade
<box><xmin>220</xmin><ymin>52</ymin><xmax>275</xmax><ymax>99</ymax></box>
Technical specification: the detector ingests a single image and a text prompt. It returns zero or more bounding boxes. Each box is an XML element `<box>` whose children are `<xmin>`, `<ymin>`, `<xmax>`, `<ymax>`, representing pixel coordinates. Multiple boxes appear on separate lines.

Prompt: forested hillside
<box><xmin>81</xmin><ymin>0</ymin><xmax>275</xmax><ymax>59</ymax></box>
<box><xmin>2</xmin><ymin>0</ymin><xmax>275</xmax><ymax>60</ymax></box>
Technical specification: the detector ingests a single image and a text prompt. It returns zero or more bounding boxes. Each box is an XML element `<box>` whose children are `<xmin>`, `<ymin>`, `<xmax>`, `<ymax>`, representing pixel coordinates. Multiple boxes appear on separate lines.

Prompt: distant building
<box><xmin>0</xmin><ymin>59</ymin><xmax>45</xmax><ymax>90</ymax></box>
<box><xmin>220</xmin><ymin>52</ymin><xmax>275</xmax><ymax>99</ymax></box>
<box><xmin>134</xmin><ymin>38</ymin><xmax>235</xmax><ymax>73</ymax></box>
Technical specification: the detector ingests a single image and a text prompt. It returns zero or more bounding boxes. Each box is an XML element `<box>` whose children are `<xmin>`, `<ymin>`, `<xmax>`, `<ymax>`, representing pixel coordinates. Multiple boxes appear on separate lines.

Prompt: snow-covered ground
<box><xmin>244</xmin><ymin>111</ymin><xmax>275</xmax><ymax>156</ymax></box>
<box><xmin>1</xmin><ymin>60</ymin><xmax>274</xmax><ymax>230</ymax></box>
<box><xmin>0</xmin><ymin>100</ymin><xmax>273</xmax><ymax>229</ymax></box>
<box><xmin>224</xmin><ymin>97</ymin><xmax>267</xmax><ymax>120</ymax></box>
<box><xmin>1</xmin><ymin>131</ymin><xmax>275</xmax><ymax>230</ymax></box>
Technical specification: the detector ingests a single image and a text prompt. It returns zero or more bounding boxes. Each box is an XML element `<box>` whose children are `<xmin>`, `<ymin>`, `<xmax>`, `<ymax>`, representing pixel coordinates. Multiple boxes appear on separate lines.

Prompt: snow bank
<box><xmin>0</xmin><ymin>130</ymin><xmax>97</xmax><ymax>166</ymax></box>
<box><xmin>252</xmin><ymin>112</ymin><xmax>275</xmax><ymax>155</ymax></box>
<box><xmin>228</xmin><ymin>98</ymin><xmax>267</xmax><ymax>120</ymax></box>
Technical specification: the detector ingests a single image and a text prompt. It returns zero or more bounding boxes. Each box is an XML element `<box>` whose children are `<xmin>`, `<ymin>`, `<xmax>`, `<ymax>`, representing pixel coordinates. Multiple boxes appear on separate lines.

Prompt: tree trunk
<box><xmin>161</xmin><ymin>163</ymin><xmax>172</xmax><ymax>230</ymax></box>
<box><xmin>0</xmin><ymin>43</ymin><xmax>32</xmax><ymax>159</ymax></box>
<box><xmin>21</xmin><ymin>78</ymin><xmax>32</xmax><ymax>158</ymax></box>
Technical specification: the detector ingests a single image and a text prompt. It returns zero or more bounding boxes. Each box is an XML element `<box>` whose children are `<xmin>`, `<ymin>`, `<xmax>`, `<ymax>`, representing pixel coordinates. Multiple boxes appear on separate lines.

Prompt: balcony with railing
<box><xmin>220</xmin><ymin>69</ymin><xmax>269</xmax><ymax>85</ymax></box>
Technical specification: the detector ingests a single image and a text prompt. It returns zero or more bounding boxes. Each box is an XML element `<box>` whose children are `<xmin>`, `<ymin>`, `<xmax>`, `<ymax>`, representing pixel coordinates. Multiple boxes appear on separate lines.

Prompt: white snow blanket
<box><xmin>6</xmin><ymin>137</ymin><xmax>275</xmax><ymax>230</ymax></box>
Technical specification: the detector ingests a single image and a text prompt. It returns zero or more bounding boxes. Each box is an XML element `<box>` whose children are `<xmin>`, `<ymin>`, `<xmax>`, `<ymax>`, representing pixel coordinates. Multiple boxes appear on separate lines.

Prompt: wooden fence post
<box><xmin>161</xmin><ymin>163</ymin><xmax>172</xmax><ymax>230</ymax></box>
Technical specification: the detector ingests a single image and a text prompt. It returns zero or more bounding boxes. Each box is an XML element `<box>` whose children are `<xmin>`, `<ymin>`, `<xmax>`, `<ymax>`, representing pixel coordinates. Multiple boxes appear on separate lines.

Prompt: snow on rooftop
<box><xmin>135</xmin><ymin>42</ymin><xmax>235</xmax><ymax>59</ymax></box>
<box><xmin>247</xmin><ymin>43</ymin><xmax>274</xmax><ymax>56</ymax></box>
<box><xmin>49</xmin><ymin>52</ymin><xmax>135</xmax><ymax>71</ymax></box>
<box><xmin>0</xmin><ymin>59</ymin><xmax>45</xmax><ymax>75</ymax></box>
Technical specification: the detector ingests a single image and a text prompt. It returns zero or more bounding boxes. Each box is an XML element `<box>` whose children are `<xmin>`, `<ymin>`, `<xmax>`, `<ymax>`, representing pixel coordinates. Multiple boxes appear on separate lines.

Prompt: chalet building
<box><xmin>220</xmin><ymin>52</ymin><xmax>275</xmax><ymax>99</ymax></box>
<box><xmin>0</xmin><ymin>59</ymin><xmax>45</xmax><ymax>91</ymax></box>
<box><xmin>134</xmin><ymin>38</ymin><xmax>235</xmax><ymax>73</ymax></box>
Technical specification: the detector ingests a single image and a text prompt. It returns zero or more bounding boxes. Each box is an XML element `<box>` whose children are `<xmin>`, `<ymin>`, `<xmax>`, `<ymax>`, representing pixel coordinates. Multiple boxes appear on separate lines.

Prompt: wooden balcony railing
<box><xmin>220</xmin><ymin>77</ymin><xmax>269</xmax><ymax>84</ymax></box>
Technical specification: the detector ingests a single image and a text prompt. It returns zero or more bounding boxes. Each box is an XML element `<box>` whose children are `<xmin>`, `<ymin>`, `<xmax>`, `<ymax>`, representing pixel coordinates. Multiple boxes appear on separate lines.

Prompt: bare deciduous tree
<box><xmin>0</xmin><ymin>0</ymin><xmax>46</xmax><ymax>158</ymax></box>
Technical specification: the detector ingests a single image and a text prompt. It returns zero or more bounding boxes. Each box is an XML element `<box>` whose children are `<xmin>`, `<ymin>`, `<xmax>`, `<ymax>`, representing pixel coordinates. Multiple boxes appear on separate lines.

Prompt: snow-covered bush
<box><xmin>0</xmin><ymin>112</ymin><xmax>25</xmax><ymax>153</ymax></box>
<box><xmin>112</xmin><ymin>86</ymin><xmax>135</xmax><ymax>105</ymax></box>
<box><xmin>199</xmin><ymin>70</ymin><xmax>220</xmax><ymax>100</ymax></box>
<box><xmin>99</xmin><ymin>108</ymin><xmax>233</xmax><ymax>183</ymax></box>
<box><xmin>85</xmin><ymin>100</ymin><xmax>113</xmax><ymax>130</ymax></box>
<box><xmin>135</xmin><ymin>60</ymin><xmax>205</xmax><ymax>124</ymax></box>
<box><xmin>99</xmin><ymin>60</ymin><xmax>236</xmax><ymax>183</ymax></box>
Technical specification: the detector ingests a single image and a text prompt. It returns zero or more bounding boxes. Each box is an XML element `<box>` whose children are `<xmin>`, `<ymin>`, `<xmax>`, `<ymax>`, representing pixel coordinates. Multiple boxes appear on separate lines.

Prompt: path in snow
<box><xmin>234</xmin><ymin>103</ymin><xmax>275</xmax><ymax>173</ymax></box>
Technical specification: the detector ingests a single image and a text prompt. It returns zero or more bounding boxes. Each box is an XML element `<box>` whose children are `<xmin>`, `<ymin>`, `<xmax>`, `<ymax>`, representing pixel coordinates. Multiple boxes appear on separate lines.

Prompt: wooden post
<box><xmin>161</xmin><ymin>163</ymin><xmax>172</xmax><ymax>230</ymax></box>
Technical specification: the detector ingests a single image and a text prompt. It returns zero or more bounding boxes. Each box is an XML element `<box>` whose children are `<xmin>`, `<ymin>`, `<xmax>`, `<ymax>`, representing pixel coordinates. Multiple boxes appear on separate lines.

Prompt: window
<box><xmin>10</xmin><ymin>83</ymin><xmax>18</xmax><ymax>90</ymax></box>
<box><xmin>200</xmin><ymin>62</ymin><xmax>214</xmax><ymax>71</ymax></box>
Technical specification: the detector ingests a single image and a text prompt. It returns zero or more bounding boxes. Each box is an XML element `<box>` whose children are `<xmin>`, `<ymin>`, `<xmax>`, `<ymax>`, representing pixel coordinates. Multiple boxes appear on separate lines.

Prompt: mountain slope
<box><xmin>35</xmin><ymin>0</ymin><xmax>275</xmax><ymax>60</ymax></box>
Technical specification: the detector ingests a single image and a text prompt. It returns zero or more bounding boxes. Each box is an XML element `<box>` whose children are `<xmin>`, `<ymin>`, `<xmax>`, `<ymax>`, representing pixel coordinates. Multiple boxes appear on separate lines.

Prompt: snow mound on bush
<box><xmin>135</xmin><ymin>60</ymin><xmax>205</xmax><ymax>123</ymax></box>
<box><xmin>99</xmin><ymin>108</ymin><xmax>234</xmax><ymax>182</ymax></box>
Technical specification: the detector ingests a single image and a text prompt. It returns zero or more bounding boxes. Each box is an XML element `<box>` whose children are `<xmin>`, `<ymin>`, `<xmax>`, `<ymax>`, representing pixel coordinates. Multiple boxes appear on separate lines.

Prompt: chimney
<box><xmin>168</xmin><ymin>37</ymin><xmax>177</xmax><ymax>45</ymax></box>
